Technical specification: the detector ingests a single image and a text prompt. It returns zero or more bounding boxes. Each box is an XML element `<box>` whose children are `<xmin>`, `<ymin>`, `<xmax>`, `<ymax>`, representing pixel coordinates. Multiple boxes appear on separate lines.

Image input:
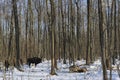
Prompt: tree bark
<box><xmin>98</xmin><ymin>0</ymin><xmax>108</xmax><ymax>80</ymax></box>
<box><xmin>12</xmin><ymin>0</ymin><xmax>20</xmax><ymax>68</ymax></box>
<box><xmin>50</xmin><ymin>0</ymin><xmax>57</xmax><ymax>75</ymax></box>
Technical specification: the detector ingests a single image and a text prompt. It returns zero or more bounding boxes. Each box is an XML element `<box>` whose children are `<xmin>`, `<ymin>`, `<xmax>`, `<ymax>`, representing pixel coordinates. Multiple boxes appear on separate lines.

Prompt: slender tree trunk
<box><xmin>98</xmin><ymin>0</ymin><xmax>108</xmax><ymax>80</ymax></box>
<box><xmin>58</xmin><ymin>0</ymin><xmax>61</xmax><ymax>61</ymax></box>
<box><xmin>113</xmin><ymin>0</ymin><xmax>117</xmax><ymax>65</ymax></box>
<box><xmin>75</xmin><ymin>0</ymin><xmax>81</xmax><ymax>60</ymax></box>
<box><xmin>106</xmin><ymin>0</ymin><xmax>112</xmax><ymax>79</ymax></box>
<box><xmin>25</xmin><ymin>7</ymin><xmax>28</xmax><ymax>59</ymax></box>
<box><xmin>0</xmin><ymin>13</ymin><xmax>2</xmax><ymax>59</ymax></box>
<box><xmin>86</xmin><ymin>0</ymin><xmax>91</xmax><ymax>65</ymax></box>
<box><xmin>50</xmin><ymin>0</ymin><xmax>56</xmax><ymax>75</ymax></box>
<box><xmin>12</xmin><ymin>0</ymin><xmax>20</xmax><ymax>68</ymax></box>
<box><xmin>118</xmin><ymin>0</ymin><xmax>120</xmax><ymax>60</ymax></box>
<box><xmin>60</xmin><ymin>0</ymin><xmax>66</xmax><ymax>64</ymax></box>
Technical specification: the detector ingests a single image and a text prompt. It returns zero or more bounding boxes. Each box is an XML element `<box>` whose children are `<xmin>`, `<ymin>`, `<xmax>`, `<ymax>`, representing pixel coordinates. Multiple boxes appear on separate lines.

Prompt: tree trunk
<box><xmin>98</xmin><ymin>0</ymin><xmax>108</xmax><ymax>80</ymax></box>
<box><xmin>113</xmin><ymin>0</ymin><xmax>117</xmax><ymax>65</ymax></box>
<box><xmin>86</xmin><ymin>0</ymin><xmax>91</xmax><ymax>65</ymax></box>
<box><xmin>50</xmin><ymin>0</ymin><xmax>57</xmax><ymax>75</ymax></box>
<box><xmin>12</xmin><ymin>0</ymin><xmax>20</xmax><ymax>68</ymax></box>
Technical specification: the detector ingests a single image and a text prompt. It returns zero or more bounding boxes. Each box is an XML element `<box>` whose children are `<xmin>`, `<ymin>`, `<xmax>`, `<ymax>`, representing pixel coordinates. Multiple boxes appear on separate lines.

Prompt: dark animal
<box><xmin>27</xmin><ymin>57</ymin><xmax>42</xmax><ymax>67</ymax></box>
<box><xmin>5</xmin><ymin>60</ymin><xmax>9</xmax><ymax>71</ymax></box>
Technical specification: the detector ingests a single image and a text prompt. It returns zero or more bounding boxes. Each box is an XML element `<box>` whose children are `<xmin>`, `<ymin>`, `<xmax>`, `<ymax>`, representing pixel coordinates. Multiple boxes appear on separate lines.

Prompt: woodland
<box><xmin>0</xmin><ymin>0</ymin><xmax>120</xmax><ymax>80</ymax></box>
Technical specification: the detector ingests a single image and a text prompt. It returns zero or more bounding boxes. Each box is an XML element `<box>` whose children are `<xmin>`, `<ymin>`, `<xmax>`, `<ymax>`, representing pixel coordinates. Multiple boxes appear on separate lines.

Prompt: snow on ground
<box><xmin>0</xmin><ymin>59</ymin><xmax>119</xmax><ymax>80</ymax></box>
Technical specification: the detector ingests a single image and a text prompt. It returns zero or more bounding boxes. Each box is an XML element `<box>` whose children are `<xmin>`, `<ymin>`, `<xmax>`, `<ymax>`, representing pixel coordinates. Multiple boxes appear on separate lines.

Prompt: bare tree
<box><xmin>98</xmin><ymin>0</ymin><xmax>108</xmax><ymax>80</ymax></box>
<box><xmin>0</xmin><ymin>15</ymin><xmax>2</xmax><ymax>59</ymax></box>
<box><xmin>49</xmin><ymin>0</ymin><xmax>57</xmax><ymax>75</ymax></box>
<box><xmin>86</xmin><ymin>0</ymin><xmax>91</xmax><ymax>65</ymax></box>
<box><xmin>113</xmin><ymin>0</ymin><xmax>117</xmax><ymax>65</ymax></box>
<box><xmin>12</xmin><ymin>0</ymin><xmax>20</xmax><ymax>68</ymax></box>
<box><xmin>75</xmin><ymin>0</ymin><xmax>81</xmax><ymax>60</ymax></box>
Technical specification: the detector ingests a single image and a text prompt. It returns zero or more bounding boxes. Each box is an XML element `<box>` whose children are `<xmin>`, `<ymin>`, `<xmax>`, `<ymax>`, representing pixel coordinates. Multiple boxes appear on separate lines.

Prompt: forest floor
<box><xmin>0</xmin><ymin>59</ymin><xmax>119</xmax><ymax>80</ymax></box>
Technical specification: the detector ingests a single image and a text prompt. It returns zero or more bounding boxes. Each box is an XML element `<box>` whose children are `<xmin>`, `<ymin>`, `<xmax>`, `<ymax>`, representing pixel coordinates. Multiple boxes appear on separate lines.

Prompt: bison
<box><xmin>27</xmin><ymin>57</ymin><xmax>42</xmax><ymax>67</ymax></box>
